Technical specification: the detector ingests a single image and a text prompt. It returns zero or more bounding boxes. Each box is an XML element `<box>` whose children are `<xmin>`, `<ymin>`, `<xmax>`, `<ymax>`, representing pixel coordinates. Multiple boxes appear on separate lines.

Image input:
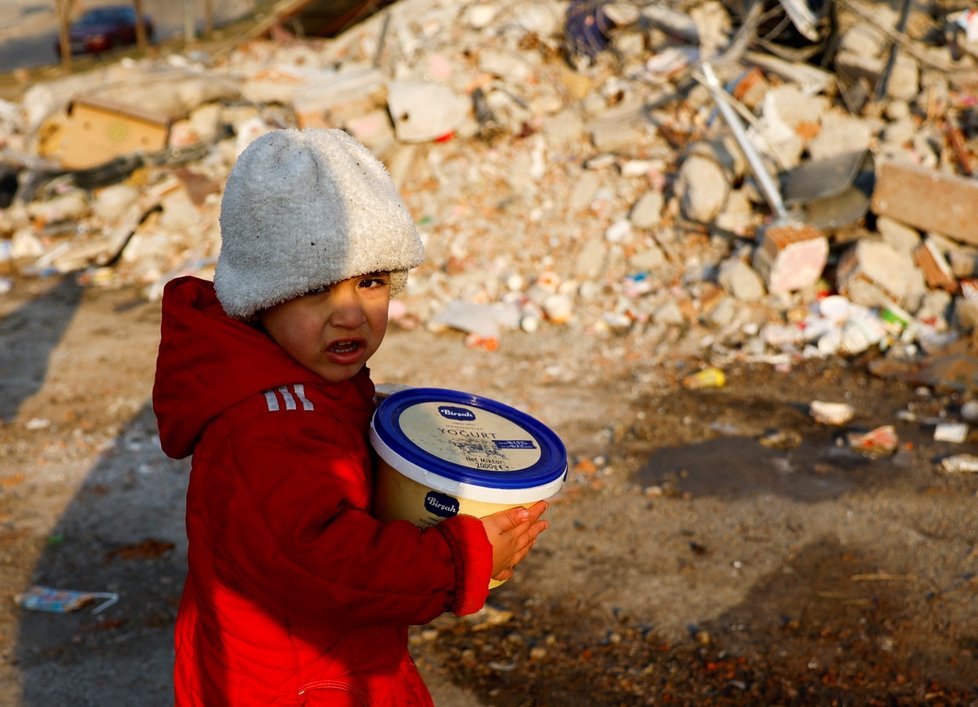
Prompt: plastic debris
<box><xmin>847</xmin><ymin>425</ymin><xmax>899</xmax><ymax>457</ymax></box>
<box><xmin>934</xmin><ymin>422</ymin><xmax>969</xmax><ymax>443</ymax></box>
<box><xmin>940</xmin><ymin>454</ymin><xmax>978</xmax><ymax>473</ymax></box>
<box><xmin>809</xmin><ymin>400</ymin><xmax>856</xmax><ymax>426</ymax></box>
<box><xmin>16</xmin><ymin>585</ymin><xmax>119</xmax><ymax>614</ymax></box>
<box><xmin>682</xmin><ymin>367</ymin><xmax>726</xmax><ymax>390</ymax></box>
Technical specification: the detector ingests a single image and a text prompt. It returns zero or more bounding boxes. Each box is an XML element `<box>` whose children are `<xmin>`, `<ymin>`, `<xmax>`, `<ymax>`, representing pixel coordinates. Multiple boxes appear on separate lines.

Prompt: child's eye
<box><xmin>359</xmin><ymin>275</ymin><xmax>390</xmax><ymax>289</ymax></box>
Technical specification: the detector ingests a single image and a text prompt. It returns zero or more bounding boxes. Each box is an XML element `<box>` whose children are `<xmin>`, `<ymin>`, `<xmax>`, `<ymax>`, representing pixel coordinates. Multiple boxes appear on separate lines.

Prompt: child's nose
<box><xmin>328</xmin><ymin>286</ymin><xmax>367</xmax><ymax>327</ymax></box>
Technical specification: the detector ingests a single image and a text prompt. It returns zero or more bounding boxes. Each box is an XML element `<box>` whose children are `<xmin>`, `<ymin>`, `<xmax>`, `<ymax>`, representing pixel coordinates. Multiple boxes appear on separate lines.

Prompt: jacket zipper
<box><xmin>297</xmin><ymin>680</ymin><xmax>369</xmax><ymax>705</ymax></box>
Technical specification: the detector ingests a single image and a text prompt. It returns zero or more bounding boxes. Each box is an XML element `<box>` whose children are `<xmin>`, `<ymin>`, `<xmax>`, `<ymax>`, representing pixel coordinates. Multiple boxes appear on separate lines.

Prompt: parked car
<box><xmin>54</xmin><ymin>5</ymin><xmax>154</xmax><ymax>57</ymax></box>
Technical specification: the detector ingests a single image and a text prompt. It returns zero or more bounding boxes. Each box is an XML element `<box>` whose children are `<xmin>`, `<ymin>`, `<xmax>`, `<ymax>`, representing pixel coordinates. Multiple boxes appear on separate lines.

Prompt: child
<box><xmin>152</xmin><ymin>128</ymin><xmax>549</xmax><ymax>706</ymax></box>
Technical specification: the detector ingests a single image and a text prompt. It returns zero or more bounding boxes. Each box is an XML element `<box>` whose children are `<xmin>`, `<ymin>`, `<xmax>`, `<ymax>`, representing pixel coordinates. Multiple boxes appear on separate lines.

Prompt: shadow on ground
<box><xmin>0</xmin><ymin>276</ymin><xmax>82</xmax><ymax>422</ymax></box>
<box><xmin>14</xmin><ymin>402</ymin><xmax>188</xmax><ymax>706</ymax></box>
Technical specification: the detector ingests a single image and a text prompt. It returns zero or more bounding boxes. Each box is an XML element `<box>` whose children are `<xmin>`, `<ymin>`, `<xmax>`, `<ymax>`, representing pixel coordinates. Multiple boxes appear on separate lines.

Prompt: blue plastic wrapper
<box><xmin>16</xmin><ymin>585</ymin><xmax>118</xmax><ymax>614</ymax></box>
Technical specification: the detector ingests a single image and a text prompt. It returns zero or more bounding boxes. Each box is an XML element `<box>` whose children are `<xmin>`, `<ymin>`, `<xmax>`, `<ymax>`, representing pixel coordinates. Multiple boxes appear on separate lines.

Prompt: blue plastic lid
<box><xmin>370</xmin><ymin>387</ymin><xmax>567</xmax><ymax>501</ymax></box>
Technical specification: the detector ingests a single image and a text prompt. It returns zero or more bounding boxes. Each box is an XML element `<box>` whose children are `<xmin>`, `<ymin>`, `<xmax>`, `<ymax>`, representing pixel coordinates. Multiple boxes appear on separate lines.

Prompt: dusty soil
<box><xmin>1</xmin><ymin>273</ymin><xmax>977</xmax><ymax>705</ymax></box>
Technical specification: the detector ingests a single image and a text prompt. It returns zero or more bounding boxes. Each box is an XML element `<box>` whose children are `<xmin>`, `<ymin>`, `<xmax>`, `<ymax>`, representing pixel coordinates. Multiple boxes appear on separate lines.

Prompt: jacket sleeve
<box><xmin>204</xmin><ymin>413</ymin><xmax>493</xmax><ymax>627</ymax></box>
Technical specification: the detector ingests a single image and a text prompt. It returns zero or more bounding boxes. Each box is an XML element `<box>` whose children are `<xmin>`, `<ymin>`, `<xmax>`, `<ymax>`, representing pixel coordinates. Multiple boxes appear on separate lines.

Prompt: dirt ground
<box><xmin>1</xmin><ymin>272</ymin><xmax>977</xmax><ymax>705</ymax></box>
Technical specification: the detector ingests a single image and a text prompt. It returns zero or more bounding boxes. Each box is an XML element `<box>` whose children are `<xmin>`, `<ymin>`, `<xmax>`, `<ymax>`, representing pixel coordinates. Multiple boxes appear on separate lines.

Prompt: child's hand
<box><xmin>480</xmin><ymin>501</ymin><xmax>550</xmax><ymax>582</ymax></box>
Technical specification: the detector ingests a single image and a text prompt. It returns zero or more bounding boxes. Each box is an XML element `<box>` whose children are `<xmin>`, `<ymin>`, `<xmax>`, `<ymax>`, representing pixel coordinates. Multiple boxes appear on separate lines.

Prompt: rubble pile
<box><xmin>1</xmin><ymin>0</ymin><xmax>978</xmax><ymax>373</ymax></box>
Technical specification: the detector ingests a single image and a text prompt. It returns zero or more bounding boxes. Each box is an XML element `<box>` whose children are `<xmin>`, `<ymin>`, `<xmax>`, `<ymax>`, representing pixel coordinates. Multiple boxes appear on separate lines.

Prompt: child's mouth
<box><xmin>325</xmin><ymin>339</ymin><xmax>366</xmax><ymax>365</ymax></box>
<box><xmin>328</xmin><ymin>340</ymin><xmax>360</xmax><ymax>355</ymax></box>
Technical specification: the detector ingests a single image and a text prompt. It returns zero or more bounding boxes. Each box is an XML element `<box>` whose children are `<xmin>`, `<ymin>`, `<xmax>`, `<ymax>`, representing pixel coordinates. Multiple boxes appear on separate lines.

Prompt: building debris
<box><xmin>0</xmin><ymin>0</ymin><xmax>976</xmax><ymax>388</ymax></box>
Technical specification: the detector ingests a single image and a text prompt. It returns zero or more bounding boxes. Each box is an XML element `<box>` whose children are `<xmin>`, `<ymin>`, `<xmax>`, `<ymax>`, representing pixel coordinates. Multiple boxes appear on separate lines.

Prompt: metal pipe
<box><xmin>700</xmin><ymin>61</ymin><xmax>789</xmax><ymax>222</ymax></box>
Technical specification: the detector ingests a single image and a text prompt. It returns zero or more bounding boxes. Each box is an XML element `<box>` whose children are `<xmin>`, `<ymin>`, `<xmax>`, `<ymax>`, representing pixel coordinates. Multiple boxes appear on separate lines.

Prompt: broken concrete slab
<box><xmin>872</xmin><ymin>160</ymin><xmax>978</xmax><ymax>245</ymax></box>
<box><xmin>387</xmin><ymin>79</ymin><xmax>470</xmax><ymax>143</ymax></box>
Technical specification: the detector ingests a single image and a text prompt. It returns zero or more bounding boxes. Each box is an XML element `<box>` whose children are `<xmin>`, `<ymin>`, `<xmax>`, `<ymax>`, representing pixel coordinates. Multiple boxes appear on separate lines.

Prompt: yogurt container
<box><xmin>370</xmin><ymin>387</ymin><xmax>567</xmax><ymax>585</ymax></box>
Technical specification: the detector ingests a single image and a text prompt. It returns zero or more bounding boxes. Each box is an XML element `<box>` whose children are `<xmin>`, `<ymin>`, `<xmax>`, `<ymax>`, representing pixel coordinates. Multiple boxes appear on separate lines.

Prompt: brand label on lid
<box><xmin>424</xmin><ymin>491</ymin><xmax>460</xmax><ymax>518</ymax></box>
<box><xmin>438</xmin><ymin>406</ymin><xmax>476</xmax><ymax>421</ymax></box>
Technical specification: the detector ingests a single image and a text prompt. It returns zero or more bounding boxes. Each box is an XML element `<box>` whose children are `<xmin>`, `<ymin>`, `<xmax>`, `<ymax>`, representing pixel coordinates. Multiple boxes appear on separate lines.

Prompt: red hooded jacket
<box><xmin>153</xmin><ymin>277</ymin><xmax>493</xmax><ymax>706</ymax></box>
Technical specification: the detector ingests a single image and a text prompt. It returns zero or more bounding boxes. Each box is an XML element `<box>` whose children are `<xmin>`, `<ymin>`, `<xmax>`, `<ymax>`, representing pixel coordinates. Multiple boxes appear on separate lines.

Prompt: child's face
<box><xmin>259</xmin><ymin>273</ymin><xmax>391</xmax><ymax>383</ymax></box>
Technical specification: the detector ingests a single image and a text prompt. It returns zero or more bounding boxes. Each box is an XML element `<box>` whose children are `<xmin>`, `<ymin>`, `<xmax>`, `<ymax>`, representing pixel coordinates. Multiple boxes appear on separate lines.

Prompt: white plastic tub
<box><xmin>370</xmin><ymin>387</ymin><xmax>567</xmax><ymax>585</ymax></box>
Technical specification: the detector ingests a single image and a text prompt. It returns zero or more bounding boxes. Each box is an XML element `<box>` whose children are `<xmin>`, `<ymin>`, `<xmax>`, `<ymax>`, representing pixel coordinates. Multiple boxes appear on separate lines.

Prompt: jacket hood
<box><xmin>152</xmin><ymin>276</ymin><xmax>369</xmax><ymax>459</ymax></box>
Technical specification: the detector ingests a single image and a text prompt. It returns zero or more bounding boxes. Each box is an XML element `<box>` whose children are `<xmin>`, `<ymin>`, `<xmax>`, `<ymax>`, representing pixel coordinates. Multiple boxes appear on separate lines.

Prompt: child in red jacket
<box><xmin>152</xmin><ymin>128</ymin><xmax>549</xmax><ymax>706</ymax></box>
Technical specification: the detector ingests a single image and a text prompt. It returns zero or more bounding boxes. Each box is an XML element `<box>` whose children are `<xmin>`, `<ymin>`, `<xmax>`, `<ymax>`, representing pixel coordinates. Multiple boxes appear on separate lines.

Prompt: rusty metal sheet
<box><xmin>871</xmin><ymin>160</ymin><xmax>978</xmax><ymax>245</ymax></box>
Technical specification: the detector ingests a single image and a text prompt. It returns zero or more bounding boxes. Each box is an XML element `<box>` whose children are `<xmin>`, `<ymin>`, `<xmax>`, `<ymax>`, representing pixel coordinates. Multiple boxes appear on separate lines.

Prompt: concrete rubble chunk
<box><xmin>26</xmin><ymin>190</ymin><xmax>90</xmax><ymax>226</ymax></box>
<box><xmin>872</xmin><ymin>160</ymin><xmax>978</xmax><ymax>246</ymax></box>
<box><xmin>807</xmin><ymin>111</ymin><xmax>873</xmax><ymax>161</ymax></box>
<box><xmin>718</xmin><ymin>257</ymin><xmax>766</xmax><ymax>301</ymax></box>
<box><xmin>886</xmin><ymin>54</ymin><xmax>920</xmax><ymax>102</ymax></box>
<box><xmin>629</xmin><ymin>191</ymin><xmax>664</xmax><ymax>229</ymax></box>
<box><xmin>290</xmin><ymin>66</ymin><xmax>387</xmax><ymax>130</ymax></box>
<box><xmin>837</xmin><ymin>239</ymin><xmax>927</xmax><ymax>310</ymax></box>
<box><xmin>628</xmin><ymin>243</ymin><xmax>667</xmax><ymax>272</ymax></box>
<box><xmin>387</xmin><ymin>80</ymin><xmax>470</xmax><ymax>143</ymax></box>
<box><xmin>751</xmin><ymin>223</ymin><xmax>828</xmax><ymax>294</ymax></box>
<box><xmin>676</xmin><ymin>155</ymin><xmax>729</xmax><ymax>223</ymax></box>
<box><xmin>542</xmin><ymin>109</ymin><xmax>585</xmax><ymax>153</ymax></box>
<box><xmin>876</xmin><ymin>217</ymin><xmax>922</xmax><ymax>255</ymax></box>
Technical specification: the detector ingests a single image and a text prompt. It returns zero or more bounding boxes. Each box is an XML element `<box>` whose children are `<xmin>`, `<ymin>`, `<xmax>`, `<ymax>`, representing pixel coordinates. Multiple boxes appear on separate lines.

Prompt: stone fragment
<box><xmin>676</xmin><ymin>155</ymin><xmax>729</xmax><ymax>223</ymax></box>
<box><xmin>836</xmin><ymin>239</ymin><xmax>926</xmax><ymax>309</ymax></box>
<box><xmin>345</xmin><ymin>110</ymin><xmax>396</xmax><ymax>156</ymax></box>
<box><xmin>807</xmin><ymin>111</ymin><xmax>872</xmax><ymax>161</ymax></box>
<box><xmin>916</xmin><ymin>290</ymin><xmax>953</xmax><ymax>324</ymax></box>
<box><xmin>629</xmin><ymin>191</ymin><xmax>664</xmax><ymax>229</ymax></box>
<box><xmin>11</xmin><ymin>228</ymin><xmax>43</xmax><ymax>259</ymax></box>
<box><xmin>568</xmin><ymin>171</ymin><xmax>601</xmax><ymax>212</ymax></box>
<box><xmin>718</xmin><ymin>257</ymin><xmax>765</xmax><ymax>301</ymax></box>
<box><xmin>751</xmin><ymin>223</ymin><xmax>828</xmax><ymax>294</ymax></box>
<box><xmin>761</xmin><ymin>85</ymin><xmax>830</xmax><ymax>134</ymax></box>
<box><xmin>954</xmin><ymin>297</ymin><xmax>978</xmax><ymax>330</ymax></box>
<box><xmin>575</xmin><ymin>237</ymin><xmax>606</xmax><ymax>280</ymax></box>
<box><xmin>703</xmin><ymin>295</ymin><xmax>736</xmax><ymax>327</ymax></box>
<box><xmin>605</xmin><ymin>219</ymin><xmax>632</xmax><ymax>243</ymax></box>
<box><xmin>833</xmin><ymin>51</ymin><xmax>884</xmax><ymax>87</ymax></box>
<box><xmin>949</xmin><ymin>249</ymin><xmax>978</xmax><ymax>279</ymax></box>
<box><xmin>462</xmin><ymin>4</ymin><xmax>497</xmax><ymax>29</ymax></box>
<box><xmin>542</xmin><ymin>293</ymin><xmax>574</xmax><ymax>324</ymax></box>
<box><xmin>92</xmin><ymin>184</ymin><xmax>141</xmax><ymax>223</ymax></box>
<box><xmin>542</xmin><ymin>109</ymin><xmax>585</xmax><ymax>152</ymax></box>
<box><xmin>27</xmin><ymin>190</ymin><xmax>90</xmax><ymax>225</ymax></box>
<box><xmin>887</xmin><ymin>55</ymin><xmax>919</xmax><ymax>102</ymax></box>
<box><xmin>876</xmin><ymin>217</ymin><xmax>921</xmax><ymax>255</ymax></box>
<box><xmin>478</xmin><ymin>50</ymin><xmax>533</xmax><ymax>83</ymax></box>
<box><xmin>715</xmin><ymin>189</ymin><xmax>754</xmax><ymax>235</ymax></box>
<box><xmin>589</xmin><ymin>121</ymin><xmax>646</xmax><ymax>153</ymax></box>
<box><xmin>628</xmin><ymin>243</ymin><xmax>666</xmax><ymax>272</ymax></box>
<box><xmin>653</xmin><ymin>300</ymin><xmax>685</xmax><ymax>326</ymax></box>
<box><xmin>839</xmin><ymin>22</ymin><xmax>887</xmax><ymax>56</ymax></box>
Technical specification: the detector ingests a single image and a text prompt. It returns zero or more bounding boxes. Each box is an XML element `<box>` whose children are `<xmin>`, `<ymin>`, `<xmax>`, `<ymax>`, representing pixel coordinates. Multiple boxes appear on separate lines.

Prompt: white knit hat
<box><xmin>214</xmin><ymin>128</ymin><xmax>424</xmax><ymax>320</ymax></box>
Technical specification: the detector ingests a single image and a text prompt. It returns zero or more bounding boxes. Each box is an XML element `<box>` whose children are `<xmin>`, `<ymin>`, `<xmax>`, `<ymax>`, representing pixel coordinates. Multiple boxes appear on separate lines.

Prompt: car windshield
<box><xmin>76</xmin><ymin>8</ymin><xmax>132</xmax><ymax>26</ymax></box>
